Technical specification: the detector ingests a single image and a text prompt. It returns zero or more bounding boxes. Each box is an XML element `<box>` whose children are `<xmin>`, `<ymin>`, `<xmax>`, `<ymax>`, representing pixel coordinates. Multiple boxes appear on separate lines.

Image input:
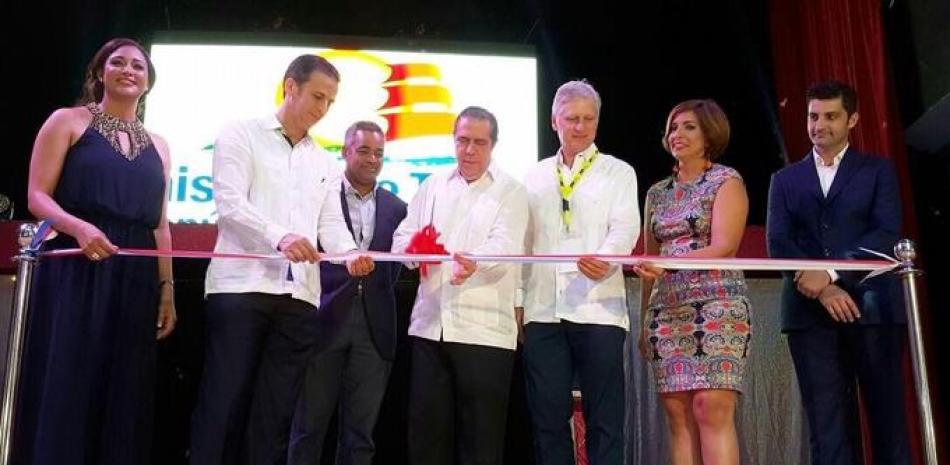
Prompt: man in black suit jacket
<box><xmin>767</xmin><ymin>81</ymin><xmax>910</xmax><ymax>465</ymax></box>
<box><xmin>288</xmin><ymin>121</ymin><xmax>408</xmax><ymax>465</ymax></box>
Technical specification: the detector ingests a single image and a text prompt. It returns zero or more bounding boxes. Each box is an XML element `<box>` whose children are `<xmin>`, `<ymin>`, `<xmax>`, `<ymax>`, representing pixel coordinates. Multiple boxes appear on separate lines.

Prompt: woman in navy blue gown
<box><xmin>14</xmin><ymin>38</ymin><xmax>176</xmax><ymax>464</ymax></box>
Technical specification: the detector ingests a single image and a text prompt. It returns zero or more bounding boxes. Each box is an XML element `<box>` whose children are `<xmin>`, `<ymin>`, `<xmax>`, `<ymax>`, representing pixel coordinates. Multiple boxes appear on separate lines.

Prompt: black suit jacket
<box><xmin>766</xmin><ymin>148</ymin><xmax>905</xmax><ymax>331</ymax></box>
<box><xmin>316</xmin><ymin>183</ymin><xmax>408</xmax><ymax>360</ymax></box>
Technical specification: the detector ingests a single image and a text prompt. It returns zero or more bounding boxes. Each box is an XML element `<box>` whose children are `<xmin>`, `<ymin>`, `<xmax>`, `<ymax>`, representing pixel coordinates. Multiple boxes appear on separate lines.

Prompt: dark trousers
<box><xmin>288</xmin><ymin>300</ymin><xmax>393</xmax><ymax>465</ymax></box>
<box><xmin>787</xmin><ymin>324</ymin><xmax>910</xmax><ymax>465</ymax></box>
<box><xmin>408</xmin><ymin>337</ymin><xmax>515</xmax><ymax>465</ymax></box>
<box><xmin>522</xmin><ymin>321</ymin><xmax>626</xmax><ymax>465</ymax></box>
<box><xmin>190</xmin><ymin>293</ymin><xmax>319</xmax><ymax>465</ymax></box>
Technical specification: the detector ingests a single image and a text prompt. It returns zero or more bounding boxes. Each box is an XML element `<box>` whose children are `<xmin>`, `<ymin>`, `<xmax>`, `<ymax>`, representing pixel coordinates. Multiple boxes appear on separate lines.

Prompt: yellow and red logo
<box><xmin>274</xmin><ymin>50</ymin><xmax>457</xmax><ymax>151</ymax></box>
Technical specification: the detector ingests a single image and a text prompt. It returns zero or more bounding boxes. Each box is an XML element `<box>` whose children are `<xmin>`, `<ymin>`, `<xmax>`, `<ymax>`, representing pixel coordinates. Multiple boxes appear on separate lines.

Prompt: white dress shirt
<box><xmin>205</xmin><ymin>115</ymin><xmax>358</xmax><ymax>307</ymax></box>
<box><xmin>392</xmin><ymin>162</ymin><xmax>529</xmax><ymax>350</ymax></box>
<box><xmin>814</xmin><ymin>144</ymin><xmax>848</xmax><ymax>196</ymax></box>
<box><xmin>520</xmin><ymin>144</ymin><xmax>641</xmax><ymax>330</ymax></box>
<box><xmin>341</xmin><ymin>174</ymin><xmax>376</xmax><ymax>251</ymax></box>
<box><xmin>813</xmin><ymin>144</ymin><xmax>848</xmax><ymax>282</ymax></box>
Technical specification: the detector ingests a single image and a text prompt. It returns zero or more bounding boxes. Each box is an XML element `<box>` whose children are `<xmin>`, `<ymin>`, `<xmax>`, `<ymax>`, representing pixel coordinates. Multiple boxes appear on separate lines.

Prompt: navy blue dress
<box><xmin>14</xmin><ymin>123</ymin><xmax>165</xmax><ymax>464</ymax></box>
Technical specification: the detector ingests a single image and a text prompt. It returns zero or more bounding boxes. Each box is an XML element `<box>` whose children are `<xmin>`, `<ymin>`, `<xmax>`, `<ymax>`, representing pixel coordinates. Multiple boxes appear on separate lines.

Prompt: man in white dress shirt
<box><xmin>190</xmin><ymin>54</ymin><xmax>374</xmax><ymax>465</ymax></box>
<box><xmin>392</xmin><ymin>106</ymin><xmax>529</xmax><ymax>465</ymax></box>
<box><xmin>519</xmin><ymin>80</ymin><xmax>640</xmax><ymax>465</ymax></box>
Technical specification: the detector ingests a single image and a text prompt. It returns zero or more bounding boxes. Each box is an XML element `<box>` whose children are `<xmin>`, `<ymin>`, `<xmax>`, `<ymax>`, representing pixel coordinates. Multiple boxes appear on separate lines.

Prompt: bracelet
<box><xmin>159</xmin><ymin>279</ymin><xmax>175</xmax><ymax>289</ymax></box>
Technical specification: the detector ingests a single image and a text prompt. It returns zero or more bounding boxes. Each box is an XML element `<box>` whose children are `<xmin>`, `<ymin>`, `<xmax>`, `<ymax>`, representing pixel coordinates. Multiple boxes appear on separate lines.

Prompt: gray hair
<box><xmin>551</xmin><ymin>80</ymin><xmax>601</xmax><ymax>116</ymax></box>
<box><xmin>343</xmin><ymin>120</ymin><xmax>385</xmax><ymax>149</ymax></box>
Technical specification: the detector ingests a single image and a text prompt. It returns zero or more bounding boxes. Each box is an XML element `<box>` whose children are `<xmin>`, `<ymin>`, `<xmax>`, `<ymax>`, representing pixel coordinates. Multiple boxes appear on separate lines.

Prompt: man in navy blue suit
<box><xmin>288</xmin><ymin>121</ymin><xmax>408</xmax><ymax>465</ymax></box>
<box><xmin>767</xmin><ymin>81</ymin><xmax>910</xmax><ymax>465</ymax></box>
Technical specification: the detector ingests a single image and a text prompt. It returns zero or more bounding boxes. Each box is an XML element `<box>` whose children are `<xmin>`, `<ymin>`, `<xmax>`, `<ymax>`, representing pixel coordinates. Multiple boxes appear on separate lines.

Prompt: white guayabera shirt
<box><xmin>520</xmin><ymin>144</ymin><xmax>641</xmax><ymax>331</ymax></box>
<box><xmin>392</xmin><ymin>162</ymin><xmax>529</xmax><ymax>350</ymax></box>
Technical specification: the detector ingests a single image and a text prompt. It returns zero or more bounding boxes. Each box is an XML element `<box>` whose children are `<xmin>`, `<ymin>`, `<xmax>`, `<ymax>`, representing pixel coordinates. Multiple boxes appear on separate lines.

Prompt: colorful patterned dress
<box><xmin>645</xmin><ymin>164</ymin><xmax>752</xmax><ymax>393</ymax></box>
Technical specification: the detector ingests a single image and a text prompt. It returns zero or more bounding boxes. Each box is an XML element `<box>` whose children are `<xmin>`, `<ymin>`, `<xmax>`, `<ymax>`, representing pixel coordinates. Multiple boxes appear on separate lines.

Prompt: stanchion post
<box><xmin>894</xmin><ymin>239</ymin><xmax>939</xmax><ymax>465</ymax></box>
<box><xmin>0</xmin><ymin>223</ymin><xmax>38</xmax><ymax>465</ymax></box>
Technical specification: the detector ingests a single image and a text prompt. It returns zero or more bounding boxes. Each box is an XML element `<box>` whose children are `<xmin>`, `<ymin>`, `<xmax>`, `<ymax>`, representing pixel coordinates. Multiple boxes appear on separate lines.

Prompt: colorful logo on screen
<box><xmin>379</xmin><ymin>62</ymin><xmax>456</xmax><ymax>142</ymax></box>
<box><xmin>277</xmin><ymin>50</ymin><xmax>456</xmax><ymax>145</ymax></box>
<box><xmin>171</xmin><ymin>50</ymin><xmax>462</xmax><ymax>224</ymax></box>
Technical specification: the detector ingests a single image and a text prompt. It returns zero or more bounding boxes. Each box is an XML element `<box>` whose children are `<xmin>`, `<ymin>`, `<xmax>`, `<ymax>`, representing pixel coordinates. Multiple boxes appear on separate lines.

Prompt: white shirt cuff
<box><xmin>266</xmin><ymin>224</ymin><xmax>292</xmax><ymax>251</ymax></box>
<box><xmin>826</xmin><ymin>269</ymin><xmax>839</xmax><ymax>283</ymax></box>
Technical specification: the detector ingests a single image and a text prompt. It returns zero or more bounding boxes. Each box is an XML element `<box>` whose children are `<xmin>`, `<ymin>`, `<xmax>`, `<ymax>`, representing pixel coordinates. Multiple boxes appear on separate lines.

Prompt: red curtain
<box><xmin>771</xmin><ymin>0</ymin><xmax>894</xmax><ymax>160</ymax></box>
<box><xmin>769</xmin><ymin>0</ymin><xmax>923</xmax><ymax>464</ymax></box>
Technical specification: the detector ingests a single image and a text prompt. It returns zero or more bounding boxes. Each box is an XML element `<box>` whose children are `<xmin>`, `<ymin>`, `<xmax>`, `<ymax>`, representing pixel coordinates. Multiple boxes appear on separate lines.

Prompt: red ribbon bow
<box><xmin>405</xmin><ymin>224</ymin><xmax>447</xmax><ymax>278</ymax></box>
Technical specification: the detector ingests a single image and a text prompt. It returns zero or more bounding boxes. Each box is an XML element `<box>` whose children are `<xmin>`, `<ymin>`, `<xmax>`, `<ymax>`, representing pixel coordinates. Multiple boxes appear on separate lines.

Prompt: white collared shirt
<box><xmin>205</xmin><ymin>115</ymin><xmax>358</xmax><ymax>307</ymax></box>
<box><xmin>341</xmin><ymin>174</ymin><xmax>376</xmax><ymax>251</ymax></box>
<box><xmin>812</xmin><ymin>144</ymin><xmax>848</xmax><ymax>283</ymax></box>
<box><xmin>557</xmin><ymin>146</ymin><xmax>596</xmax><ymax>180</ymax></box>
<box><xmin>392</xmin><ymin>162</ymin><xmax>529</xmax><ymax>350</ymax></box>
<box><xmin>813</xmin><ymin>144</ymin><xmax>848</xmax><ymax>196</ymax></box>
<box><xmin>520</xmin><ymin>144</ymin><xmax>641</xmax><ymax>330</ymax></box>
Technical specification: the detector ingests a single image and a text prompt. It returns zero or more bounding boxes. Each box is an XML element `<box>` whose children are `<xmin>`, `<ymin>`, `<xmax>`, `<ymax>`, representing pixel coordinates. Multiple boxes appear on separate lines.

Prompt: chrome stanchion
<box><xmin>894</xmin><ymin>239</ymin><xmax>938</xmax><ymax>465</ymax></box>
<box><xmin>0</xmin><ymin>223</ymin><xmax>38</xmax><ymax>465</ymax></box>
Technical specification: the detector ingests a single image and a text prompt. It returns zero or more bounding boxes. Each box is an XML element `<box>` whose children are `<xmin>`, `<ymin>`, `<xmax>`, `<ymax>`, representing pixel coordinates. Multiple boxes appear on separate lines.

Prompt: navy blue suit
<box><xmin>313</xmin><ymin>185</ymin><xmax>407</xmax><ymax>360</ymax></box>
<box><xmin>767</xmin><ymin>148</ymin><xmax>910</xmax><ymax>465</ymax></box>
<box><xmin>288</xmin><ymin>184</ymin><xmax>407</xmax><ymax>465</ymax></box>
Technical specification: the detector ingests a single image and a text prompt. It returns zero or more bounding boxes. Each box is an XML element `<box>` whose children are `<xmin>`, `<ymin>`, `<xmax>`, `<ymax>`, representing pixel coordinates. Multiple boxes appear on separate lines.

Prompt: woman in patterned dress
<box><xmin>633</xmin><ymin>99</ymin><xmax>751</xmax><ymax>465</ymax></box>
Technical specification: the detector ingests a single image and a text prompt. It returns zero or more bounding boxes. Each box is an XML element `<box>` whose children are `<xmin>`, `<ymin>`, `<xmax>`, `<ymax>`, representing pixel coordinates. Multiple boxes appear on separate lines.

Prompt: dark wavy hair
<box><xmin>806</xmin><ymin>80</ymin><xmax>858</xmax><ymax>116</ymax></box>
<box><xmin>77</xmin><ymin>38</ymin><xmax>156</xmax><ymax>108</ymax></box>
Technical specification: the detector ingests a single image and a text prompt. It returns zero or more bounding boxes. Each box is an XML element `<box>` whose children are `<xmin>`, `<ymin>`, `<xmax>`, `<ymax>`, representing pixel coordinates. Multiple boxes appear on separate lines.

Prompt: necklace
<box><xmin>87</xmin><ymin>103</ymin><xmax>151</xmax><ymax>161</ymax></box>
<box><xmin>673</xmin><ymin>159</ymin><xmax>713</xmax><ymax>184</ymax></box>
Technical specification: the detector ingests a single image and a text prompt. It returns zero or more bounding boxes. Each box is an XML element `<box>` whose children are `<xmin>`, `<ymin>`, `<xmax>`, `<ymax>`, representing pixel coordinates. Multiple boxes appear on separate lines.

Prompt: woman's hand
<box><xmin>637</xmin><ymin>328</ymin><xmax>651</xmax><ymax>358</ymax></box>
<box><xmin>632</xmin><ymin>261</ymin><xmax>665</xmax><ymax>280</ymax></box>
<box><xmin>75</xmin><ymin>221</ymin><xmax>118</xmax><ymax>261</ymax></box>
<box><xmin>156</xmin><ymin>284</ymin><xmax>177</xmax><ymax>339</ymax></box>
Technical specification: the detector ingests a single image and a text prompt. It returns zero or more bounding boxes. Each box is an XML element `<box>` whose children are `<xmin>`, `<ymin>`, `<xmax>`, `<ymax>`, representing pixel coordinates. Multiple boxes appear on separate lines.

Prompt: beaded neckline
<box><xmin>86</xmin><ymin>103</ymin><xmax>151</xmax><ymax>161</ymax></box>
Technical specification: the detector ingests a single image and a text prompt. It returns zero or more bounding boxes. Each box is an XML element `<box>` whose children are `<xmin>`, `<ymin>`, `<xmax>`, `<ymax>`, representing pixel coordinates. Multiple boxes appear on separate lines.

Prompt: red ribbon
<box><xmin>404</xmin><ymin>224</ymin><xmax>447</xmax><ymax>278</ymax></box>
